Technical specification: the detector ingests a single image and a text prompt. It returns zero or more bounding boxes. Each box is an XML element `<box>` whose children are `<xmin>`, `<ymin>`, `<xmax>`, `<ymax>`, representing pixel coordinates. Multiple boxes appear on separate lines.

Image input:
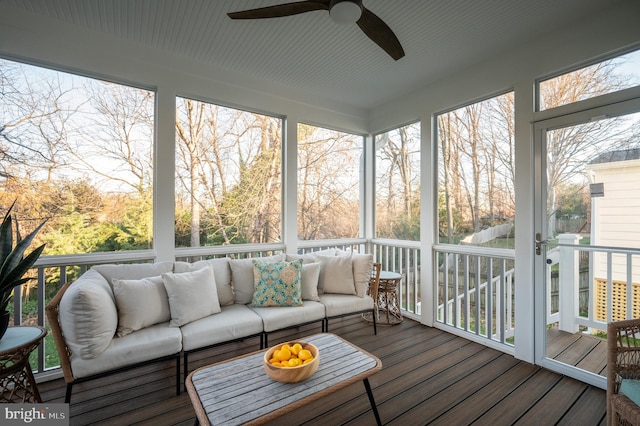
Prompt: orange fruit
<box><xmin>276</xmin><ymin>348</ymin><xmax>291</xmax><ymax>362</ymax></box>
<box><xmin>291</xmin><ymin>343</ymin><xmax>303</xmax><ymax>355</ymax></box>
<box><xmin>288</xmin><ymin>358</ymin><xmax>302</xmax><ymax>367</ymax></box>
<box><xmin>298</xmin><ymin>349</ymin><xmax>312</xmax><ymax>361</ymax></box>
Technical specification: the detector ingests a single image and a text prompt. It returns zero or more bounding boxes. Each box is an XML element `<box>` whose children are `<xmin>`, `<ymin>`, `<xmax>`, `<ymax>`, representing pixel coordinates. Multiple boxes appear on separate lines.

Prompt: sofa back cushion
<box><xmin>173</xmin><ymin>258</ymin><xmax>234</xmax><ymax>306</ymax></box>
<box><xmin>285</xmin><ymin>248</ymin><xmax>336</xmax><ymax>264</ymax></box>
<box><xmin>92</xmin><ymin>261</ymin><xmax>174</xmax><ymax>288</ymax></box>
<box><xmin>58</xmin><ymin>269</ymin><xmax>118</xmax><ymax>360</ymax></box>
<box><xmin>230</xmin><ymin>254</ymin><xmax>285</xmax><ymax>304</ymax></box>
<box><xmin>112</xmin><ymin>276</ymin><xmax>171</xmax><ymax>337</ymax></box>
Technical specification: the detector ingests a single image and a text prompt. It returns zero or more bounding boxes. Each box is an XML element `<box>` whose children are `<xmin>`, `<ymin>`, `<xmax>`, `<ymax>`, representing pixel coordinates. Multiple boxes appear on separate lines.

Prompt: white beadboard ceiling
<box><xmin>0</xmin><ymin>0</ymin><xmax>623</xmax><ymax>109</ymax></box>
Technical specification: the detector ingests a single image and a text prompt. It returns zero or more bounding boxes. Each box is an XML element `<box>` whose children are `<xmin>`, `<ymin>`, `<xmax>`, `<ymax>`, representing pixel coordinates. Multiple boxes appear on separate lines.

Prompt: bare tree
<box><xmin>298</xmin><ymin>124</ymin><xmax>361</xmax><ymax>240</ymax></box>
<box><xmin>376</xmin><ymin>123</ymin><xmax>420</xmax><ymax>240</ymax></box>
<box><xmin>0</xmin><ymin>60</ymin><xmax>78</xmax><ymax>181</ymax></box>
<box><xmin>175</xmin><ymin>99</ymin><xmax>282</xmax><ymax>246</ymax></box>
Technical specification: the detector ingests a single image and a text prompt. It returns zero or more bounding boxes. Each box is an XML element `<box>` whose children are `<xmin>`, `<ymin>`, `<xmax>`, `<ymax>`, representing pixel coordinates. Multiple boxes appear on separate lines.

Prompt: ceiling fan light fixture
<box><xmin>329</xmin><ymin>0</ymin><xmax>362</xmax><ymax>25</ymax></box>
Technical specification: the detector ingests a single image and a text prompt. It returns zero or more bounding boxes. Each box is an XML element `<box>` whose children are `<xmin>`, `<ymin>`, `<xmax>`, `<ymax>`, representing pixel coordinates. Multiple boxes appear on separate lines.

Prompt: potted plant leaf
<box><xmin>0</xmin><ymin>200</ymin><xmax>46</xmax><ymax>339</ymax></box>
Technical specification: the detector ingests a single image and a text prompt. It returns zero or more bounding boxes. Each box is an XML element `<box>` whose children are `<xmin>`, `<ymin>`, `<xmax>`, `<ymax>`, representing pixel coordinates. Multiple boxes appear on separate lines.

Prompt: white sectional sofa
<box><xmin>46</xmin><ymin>249</ymin><xmax>379</xmax><ymax>403</ymax></box>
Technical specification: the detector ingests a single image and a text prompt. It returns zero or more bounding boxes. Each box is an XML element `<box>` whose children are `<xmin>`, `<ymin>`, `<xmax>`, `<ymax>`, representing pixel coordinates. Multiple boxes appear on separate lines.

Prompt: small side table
<box><xmin>0</xmin><ymin>326</ymin><xmax>47</xmax><ymax>403</ymax></box>
<box><xmin>364</xmin><ymin>271</ymin><xmax>404</xmax><ymax>325</ymax></box>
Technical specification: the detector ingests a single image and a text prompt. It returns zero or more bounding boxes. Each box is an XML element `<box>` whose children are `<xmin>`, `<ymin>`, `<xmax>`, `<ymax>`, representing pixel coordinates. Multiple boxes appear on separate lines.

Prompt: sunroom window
<box><xmin>175</xmin><ymin>98</ymin><xmax>283</xmax><ymax>247</ymax></box>
<box><xmin>297</xmin><ymin>124</ymin><xmax>363</xmax><ymax>240</ymax></box>
<box><xmin>0</xmin><ymin>57</ymin><xmax>155</xmax><ymax>255</ymax></box>
<box><xmin>375</xmin><ymin>122</ymin><xmax>421</xmax><ymax>240</ymax></box>
<box><xmin>437</xmin><ymin>92</ymin><xmax>515</xmax><ymax>247</ymax></box>
<box><xmin>539</xmin><ymin>48</ymin><xmax>640</xmax><ymax>111</ymax></box>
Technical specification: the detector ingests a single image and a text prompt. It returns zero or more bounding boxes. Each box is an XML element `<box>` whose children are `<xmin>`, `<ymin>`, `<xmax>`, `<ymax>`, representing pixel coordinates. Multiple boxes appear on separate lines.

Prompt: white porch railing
<box><xmin>370</xmin><ymin>239</ymin><xmax>421</xmax><ymax>320</ymax></box>
<box><xmin>547</xmin><ymin>234</ymin><xmax>640</xmax><ymax>333</ymax></box>
<box><xmin>433</xmin><ymin>244</ymin><xmax>515</xmax><ymax>350</ymax></box>
<box><xmin>21</xmin><ymin>236</ymin><xmax>640</xmax><ymax>380</ymax></box>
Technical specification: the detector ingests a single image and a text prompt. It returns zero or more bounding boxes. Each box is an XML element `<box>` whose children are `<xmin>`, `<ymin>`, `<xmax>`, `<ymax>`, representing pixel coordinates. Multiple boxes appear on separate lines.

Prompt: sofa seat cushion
<box><xmin>620</xmin><ymin>379</ymin><xmax>640</xmax><ymax>407</ymax></box>
<box><xmin>181</xmin><ymin>304</ymin><xmax>264</xmax><ymax>352</ymax></box>
<box><xmin>70</xmin><ymin>322</ymin><xmax>182</xmax><ymax>379</ymax></box>
<box><xmin>320</xmin><ymin>294</ymin><xmax>374</xmax><ymax>317</ymax></box>
<box><xmin>250</xmin><ymin>301</ymin><xmax>325</xmax><ymax>332</ymax></box>
<box><xmin>58</xmin><ymin>269</ymin><xmax>118</xmax><ymax>360</ymax></box>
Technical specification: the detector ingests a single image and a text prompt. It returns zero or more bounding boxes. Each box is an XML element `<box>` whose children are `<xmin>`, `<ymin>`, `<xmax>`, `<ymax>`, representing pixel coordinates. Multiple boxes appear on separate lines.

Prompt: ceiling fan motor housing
<box><xmin>329</xmin><ymin>0</ymin><xmax>363</xmax><ymax>24</ymax></box>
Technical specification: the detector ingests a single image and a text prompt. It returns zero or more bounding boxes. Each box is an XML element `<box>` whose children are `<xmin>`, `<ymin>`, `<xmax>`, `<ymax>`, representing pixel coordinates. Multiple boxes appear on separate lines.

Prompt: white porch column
<box><xmin>154</xmin><ymin>86</ymin><xmax>176</xmax><ymax>263</ymax></box>
<box><xmin>558</xmin><ymin>233</ymin><xmax>582</xmax><ymax>333</ymax></box>
<box><xmin>283</xmin><ymin>116</ymin><xmax>298</xmax><ymax>255</ymax></box>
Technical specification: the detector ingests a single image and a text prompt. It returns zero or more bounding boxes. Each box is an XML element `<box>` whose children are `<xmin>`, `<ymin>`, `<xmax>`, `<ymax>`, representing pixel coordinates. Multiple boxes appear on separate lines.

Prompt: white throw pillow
<box><xmin>112</xmin><ymin>276</ymin><xmax>171</xmax><ymax>337</ymax></box>
<box><xmin>229</xmin><ymin>254</ymin><xmax>286</xmax><ymax>304</ymax></box>
<box><xmin>173</xmin><ymin>258</ymin><xmax>234</xmax><ymax>306</ymax></box>
<box><xmin>301</xmin><ymin>262</ymin><xmax>321</xmax><ymax>301</ymax></box>
<box><xmin>313</xmin><ymin>253</ymin><xmax>355</xmax><ymax>295</ymax></box>
<box><xmin>162</xmin><ymin>267</ymin><xmax>221</xmax><ymax>327</ymax></box>
<box><xmin>351</xmin><ymin>252</ymin><xmax>374</xmax><ymax>297</ymax></box>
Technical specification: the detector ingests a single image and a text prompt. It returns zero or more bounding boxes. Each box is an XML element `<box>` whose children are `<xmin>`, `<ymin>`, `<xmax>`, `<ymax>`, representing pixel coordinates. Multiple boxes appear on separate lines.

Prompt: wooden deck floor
<box><xmin>38</xmin><ymin>317</ymin><xmax>607</xmax><ymax>425</ymax></box>
<box><xmin>547</xmin><ymin>326</ymin><xmax>607</xmax><ymax>377</ymax></box>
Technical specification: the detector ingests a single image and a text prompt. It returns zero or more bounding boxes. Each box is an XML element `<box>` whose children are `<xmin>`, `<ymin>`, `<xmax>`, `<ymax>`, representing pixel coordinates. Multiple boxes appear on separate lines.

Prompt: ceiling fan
<box><xmin>227</xmin><ymin>0</ymin><xmax>405</xmax><ymax>61</ymax></box>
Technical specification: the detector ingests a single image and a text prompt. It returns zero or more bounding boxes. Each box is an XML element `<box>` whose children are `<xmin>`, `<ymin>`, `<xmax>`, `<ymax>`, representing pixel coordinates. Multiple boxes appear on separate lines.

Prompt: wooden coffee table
<box><xmin>186</xmin><ymin>333</ymin><xmax>382</xmax><ymax>425</ymax></box>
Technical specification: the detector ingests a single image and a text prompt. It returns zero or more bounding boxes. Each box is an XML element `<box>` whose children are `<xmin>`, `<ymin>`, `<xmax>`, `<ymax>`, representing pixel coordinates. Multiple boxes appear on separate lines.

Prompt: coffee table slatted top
<box><xmin>187</xmin><ymin>333</ymin><xmax>382</xmax><ymax>426</ymax></box>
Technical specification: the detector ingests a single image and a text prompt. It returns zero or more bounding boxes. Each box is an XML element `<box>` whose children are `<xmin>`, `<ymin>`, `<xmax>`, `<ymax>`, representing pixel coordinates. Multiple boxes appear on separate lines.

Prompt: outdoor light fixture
<box><xmin>329</xmin><ymin>0</ymin><xmax>363</xmax><ymax>24</ymax></box>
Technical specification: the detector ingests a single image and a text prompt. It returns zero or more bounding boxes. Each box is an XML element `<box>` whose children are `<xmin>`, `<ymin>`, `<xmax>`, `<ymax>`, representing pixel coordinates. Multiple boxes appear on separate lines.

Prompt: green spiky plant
<box><xmin>0</xmin><ymin>201</ymin><xmax>46</xmax><ymax>330</ymax></box>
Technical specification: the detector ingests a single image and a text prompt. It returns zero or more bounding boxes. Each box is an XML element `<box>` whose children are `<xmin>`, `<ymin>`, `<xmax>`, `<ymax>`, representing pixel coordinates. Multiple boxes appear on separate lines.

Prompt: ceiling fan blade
<box><xmin>228</xmin><ymin>1</ymin><xmax>330</xmax><ymax>19</ymax></box>
<box><xmin>357</xmin><ymin>7</ymin><xmax>405</xmax><ymax>60</ymax></box>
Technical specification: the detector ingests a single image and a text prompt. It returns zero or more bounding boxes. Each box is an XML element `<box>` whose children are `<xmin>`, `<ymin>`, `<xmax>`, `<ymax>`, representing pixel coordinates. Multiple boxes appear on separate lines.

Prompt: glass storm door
<box><xmin>534</xmin><ymin>98</ymin><xmax>640</xmax><ymax>388</ymax></box>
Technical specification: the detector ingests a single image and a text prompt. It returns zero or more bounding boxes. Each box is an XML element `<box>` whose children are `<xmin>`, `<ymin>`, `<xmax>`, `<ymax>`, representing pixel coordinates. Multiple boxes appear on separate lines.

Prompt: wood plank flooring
<box><xmin>547</xmin><ymin>327</ymin><xmax>607</xmax><ymax>376</ymax></box>
<box><xmin>37</xmin><ymin>317</ymin><xmax>607</xmax><ymax>425</ymax></box>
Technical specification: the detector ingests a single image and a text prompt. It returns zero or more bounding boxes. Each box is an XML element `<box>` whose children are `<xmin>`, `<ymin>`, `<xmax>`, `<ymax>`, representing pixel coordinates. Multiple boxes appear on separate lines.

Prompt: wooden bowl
<box><xmin>263</xmin><ymin>341</ymin><xmax>319</xmax><ymax>383</ymax></box>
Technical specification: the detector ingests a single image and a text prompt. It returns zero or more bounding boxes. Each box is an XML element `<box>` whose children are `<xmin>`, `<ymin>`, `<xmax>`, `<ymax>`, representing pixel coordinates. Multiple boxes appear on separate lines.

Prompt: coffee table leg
<box><xmin>363</xmin><ymin>378</ymin><xmax>382</xmax><ymax>426</ymax></box>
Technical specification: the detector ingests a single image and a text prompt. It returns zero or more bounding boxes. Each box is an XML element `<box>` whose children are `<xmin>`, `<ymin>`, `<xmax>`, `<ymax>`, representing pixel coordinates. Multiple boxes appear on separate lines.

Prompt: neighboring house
<box><xmin>586</xmin><ymin>148</ymin><xmax>640</xmax><ymax>320</ymax></box>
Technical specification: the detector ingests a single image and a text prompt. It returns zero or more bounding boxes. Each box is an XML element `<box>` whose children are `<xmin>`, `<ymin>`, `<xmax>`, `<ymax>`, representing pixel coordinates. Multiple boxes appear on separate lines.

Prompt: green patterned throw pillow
<box><xmin>251</xmin><ymin>259</ymin><xmax>303</xmax><ymax>307</ymax></box>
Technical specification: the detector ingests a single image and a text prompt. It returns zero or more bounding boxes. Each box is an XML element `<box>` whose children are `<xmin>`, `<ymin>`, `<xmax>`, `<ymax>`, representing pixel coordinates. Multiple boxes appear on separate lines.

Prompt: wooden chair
<box><xmin>607</xmin><ymin>318</ymin><xmax>640</xmax><ymax>425</ymax></box>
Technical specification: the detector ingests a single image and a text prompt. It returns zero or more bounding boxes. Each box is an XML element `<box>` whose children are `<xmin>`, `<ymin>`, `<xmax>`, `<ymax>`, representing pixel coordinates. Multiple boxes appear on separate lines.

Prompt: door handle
<box><xmin>535</xmin><ymin>232</ymin><xmax>546</xmax><ymax>256</ymax></box>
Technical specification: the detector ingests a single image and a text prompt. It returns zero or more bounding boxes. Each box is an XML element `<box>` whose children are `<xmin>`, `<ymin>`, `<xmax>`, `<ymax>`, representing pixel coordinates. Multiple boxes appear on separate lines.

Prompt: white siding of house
<box><xmin>588</xmin><ymin>159</ymin><xmax>640</xmax><ymax>283</ymax></box>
